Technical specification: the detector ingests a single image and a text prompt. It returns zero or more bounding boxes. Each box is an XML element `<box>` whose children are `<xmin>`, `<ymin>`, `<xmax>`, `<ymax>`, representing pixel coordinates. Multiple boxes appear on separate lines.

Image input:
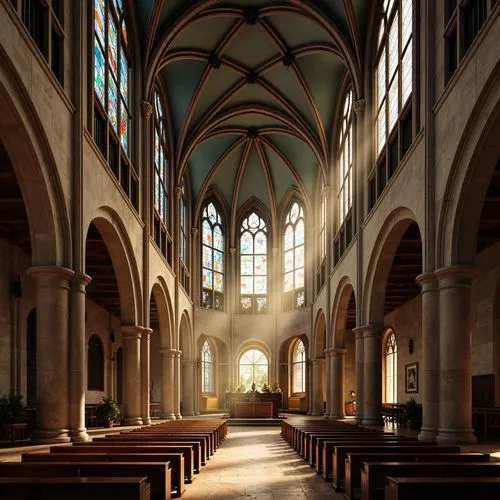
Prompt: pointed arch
<box><xmin>150</xmin><ymin>277</ymin><xmax>174</xmax><ymax>349</ymax></box>
<box><xmin>331</xmin><ymin>277</ymin><xmax>356</xmax><ymax>347</ymax></box>
<box><xmin>382</xmin><ymin>327</ymin><xmax>398</xmax><ymax>404</ymax></box>
<box><xmin>179</xmin><ymin>309</ymin><xmax>193</xmax><ymax>360</ymax></box>
<box><xmin>313</xmin><ymin>309</ymin><xmax>327</xmax><ymax>359</ymax></box>
<box><xmin>87</xmin><ymin>334</ymin><xmax>105</xmax><ymax>391</ymax></box>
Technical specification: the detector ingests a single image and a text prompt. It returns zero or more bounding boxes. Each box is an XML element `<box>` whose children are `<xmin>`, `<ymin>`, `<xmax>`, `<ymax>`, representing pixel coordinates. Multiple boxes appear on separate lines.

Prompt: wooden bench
<box><xmin>0</xmin><ymin>461</ymin><xmax>171</xmax><ymax>500</ymax></box>
<box><xmin>130</xmin><ymin>431</ymin><xmax>213</xmax><ymax>457</ymax></box>
<box><xmin>361</xmin><ymin>461</ymin><xmax>500</xmax><ymax>500</ymax></box>
<box><xmin>384</xmin><ymin>476</ymin><xmax>500</xmax><ymax>500</ymax></box>
<box><xmin>52</xmin><ymin>444</ymin><xmax>194</xmax><ymax>484</ymax></box>
<box><xmin>344</xmin><ymin>452</ymin><xmax>490</xmax><ymax>500</ymax></box>
<box><xmin>24</xmin><ymin>452</ymin><xmax>185</xmax><ymax>497</ymax></box>
<box><xmin>330</xmin><ymin>444</ymin><xmax>460</xmax><ymax>488</ymax></box>
<box><xmin>0</xmin><ymin>476</ymin><xmax>150</xmax><ymax>500</ymax></box>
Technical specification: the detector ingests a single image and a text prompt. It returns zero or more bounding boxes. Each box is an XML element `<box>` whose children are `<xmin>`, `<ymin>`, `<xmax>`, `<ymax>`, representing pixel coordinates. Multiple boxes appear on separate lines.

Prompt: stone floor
<box><xmin>183</xmin><ymin>426</ymin><xmax>343</xmax><ymax>499</ymax></box>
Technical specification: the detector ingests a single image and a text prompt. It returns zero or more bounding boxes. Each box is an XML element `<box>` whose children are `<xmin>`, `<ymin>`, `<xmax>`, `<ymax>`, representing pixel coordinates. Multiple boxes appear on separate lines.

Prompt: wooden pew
<box><xmin>330</xmin><ymin>444</ymin><xmax>460</xmax><ymax>489</ymax></box>
<box><xmin>384</xmin><ymin>476</ymin><xmax>500</xmax><ymax>500</ymax></box>
<box><xmin>361</xmin><ymin>461</ymin><xmax>500</xmax><ymax>500</ymax></box>
<box><xmin>51</xmin><ymin>444</ymin><xmax>194</xmax><ymax>484</ymax></box>
<box><xmin>23</xmin><ymin>452</ymin><xmax>185</xmax><ymax>497</ymax></box>
<box><xmin>345</xmin><ymin>452</ymin><xmax>490</xmax><ymax>500</ymax></box>
<box><xmin>133</xmin><ymin>429</ymin><xmax>214</xmax><ymax>455</ymax></box>
<box><xmin>0</xmin><ymin>462</ymin><xmax>171</xmax><ymax>500</ymax></box>
<box><xmin>0</xmin><ymin>476</ymin><xmax>150</xmax><ymax>500</ymax></box>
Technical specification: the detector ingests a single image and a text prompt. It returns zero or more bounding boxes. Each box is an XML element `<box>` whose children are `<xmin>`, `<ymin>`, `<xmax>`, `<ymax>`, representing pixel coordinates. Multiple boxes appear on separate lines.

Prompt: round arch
<box><xmin>85</xmin><ymin>208</ymin><xmax>142</xmax><ymax>325</ymax></box>
<box><xmin>179</xmin><ymin>310</ymin><xmax>193</xmax><ymax>360</ymax></box>
<box><xmin>331</xmin><ymin>277</ymin><xmax>356</xmax><ymax>347</ymax></box>
<box><xmin>150</xmin><ymin>278</ymin><xmax>174</xmax><ymax>349</ymax></box>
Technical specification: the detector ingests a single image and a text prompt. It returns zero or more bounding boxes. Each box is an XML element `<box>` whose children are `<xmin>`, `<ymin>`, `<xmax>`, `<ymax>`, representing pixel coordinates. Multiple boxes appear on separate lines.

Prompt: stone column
<box><xmin>182</xmin><ymin>359</ymin><xmax>196</xmax><ymax>416</ymax></box>
<box><xmin>27</xmin><ymin>266</ymin><xmax>74</xmax><ymax>444</ymax></box>
<box><xmin>361</xmin><ymin>326</ymin><xmax>383</xmax><ymax>426</ymax></box>
<box><xmin>310</xmin><ymin>358</ymin><xmax>325</xmax><ymax>415</ymax></box>
<box><xmin>325</xmin><ymin>349</ymin><xmax>335</xmax><ymax>418</ymax></box>
<box><xmin>436</xmin><ymin>266</ymin><xmax>477</xmax><ymax>444</ymax></box>
<box><xmin>331</xmin><ymin>348</ymin><xmax>347</xmax><ymax>419</ymax></box>
<box><xmin>141</xmin><ymin>327</ymin><xmax>152</xmax><ymax>426</ymax></box>
<box><xmin>174</xmin><ymin>350</ymin><xmax>182</xmax><ymax>419</ymax></box>
<box><xmin>352</xmin><ymin>327</ymin><xmax>365</xmax><ymax>424</ymax></box>
<box><xmin>417</xmin><ymin>273</ymin><xmax>439</xmax><ymax>442</ymax></box>
<box><xmin>160</xmin><ymin>348</ymin><xmax>176</xmax><ymax>419</ymax></box>
<box><xmin>69</xmin><ymin>272</ymin><xmax>91</xmax><ymax>442</ymax></box>
<box><xmin>120</xmin><ymin>326</ymin><xmax>143</xmax><ymax>426</ymax></box>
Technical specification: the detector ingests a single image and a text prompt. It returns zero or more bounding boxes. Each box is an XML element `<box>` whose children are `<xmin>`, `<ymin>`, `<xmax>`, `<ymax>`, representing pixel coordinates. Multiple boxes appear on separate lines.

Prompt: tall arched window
<box><xmin>201</xmin><ymin>202</ymin><xmax>224</xmax><ymax>311</ymax></box>
<box><xmin>384</xmin><ymin>330</ymin><xmax>398</xmax><ymax>403</ymax></box>
<box><xmin>283</xmin><ymin>202</ymin><xmax>305</xmax><ymax>311</ymax></box>
<box><xmin>94</xmin><ymin>0</ymin><xmax>137</xmax><ymax>207</ymax></box>
<box><xmin>292</xmin><ymin>339</ymin><xmax>306</xmax><ymax>393</ymax></box>
<box><xmin>240</xmin><ymin>212</ymin><xmax>268</xmax><ymax>314</ymax></box>
<box><xmin>201</xmin><ymin>340</ymin><xmax>214</xmax><ymax>393</ymax></box>
<box><xmin>88</xmin><ymin>335</ymin><xmax>104</xmax><ymax>391</ymax></box>
<box><xmin>338</xmin><ymin>89</ymin><xmax>353</xmax><ymax>226</ymax></box>
<box><xmin>179</xmin><ymin>181</ymin><xmax>190</xmax><ymax>292</ymax></box>
<box><xmin>370</xmin><ymin>0</ymin><xmax>413</xmax><ymax>209</ymax></box>
<box><xmin>153</xmin><ymin>88</ymin><xmax>169</xmax><ymax>258</ymax></box>
<box><xmin>239</xmin><ymin>348</ymin><xmax>269</xmax><ymax>391</ymax></box>
<box><xmin>317</xmin><ymin>186</ymin><xmax>327</xmax><ymax>292</ymax></box>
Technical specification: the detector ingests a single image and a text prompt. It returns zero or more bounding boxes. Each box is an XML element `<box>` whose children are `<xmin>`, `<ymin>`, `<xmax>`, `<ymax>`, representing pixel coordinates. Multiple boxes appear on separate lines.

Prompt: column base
<box><xmin>122</xmin><ymin>417</ymin><xmax>143</xmax><ymax>426</ymax></box>
<box><xmin>362</xmin><ymin>417</ymin><xmax>384</xmax><ymax>426</ymax></box>
<box><xmin>175</xmin><ymin>414</ymin><xmax>183</xmax><ymax>420</ymax></box>
<box><xmin>436</xmin><ymin>427</ymin><xmax>477</xmax><ymax>445</ymax></box>
<box><xmin>162</xmin><ymin>413</ymin><xmax>176</xmax><ymax>420</ymax></box>
<box><xmin>142</xmin><ymin>418</ymin><xmax>152</xmax><ymax>426</ymax></box>
<box><xmin>33</xmin><ymin>428</ymin><xmax>71</xmax><ymax>444</ymax></box>
<box><xmin>418</xmin><ymin>426</ymin><xmax>438</xmax><ymax>442</ymax></box>
<box><xmin>70</xmin><ymin>428</ymin><xmax>90</xmax><ymax>442</ymax></box>
<box><xmin>182</xmin><ymin>411</ymin><xmax>196</xmax><ymax>417</ymax></box>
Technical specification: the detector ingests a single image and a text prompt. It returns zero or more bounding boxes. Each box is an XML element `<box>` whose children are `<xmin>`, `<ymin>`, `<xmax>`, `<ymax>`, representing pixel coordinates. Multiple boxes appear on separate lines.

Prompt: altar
<box><xmin>225</xmin><ymin>391</ymin><xmax>282</xmax><ymax>418</ymax></box>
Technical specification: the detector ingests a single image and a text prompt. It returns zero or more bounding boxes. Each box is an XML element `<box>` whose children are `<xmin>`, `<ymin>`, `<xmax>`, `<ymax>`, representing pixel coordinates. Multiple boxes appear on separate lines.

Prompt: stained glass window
<box><xmin>202</xmin><ymin>340</ymin><xmax>214</xmax><ymax>393</ymax></box>
<box><xmin>283</xmin><ymin>202</ymin><xmax>305</xmax><ymax>311</ymax></box>
<box><xmin>201</xmin><ymin>201</ymin><xmax>224</xmax><ymax>311</ymax></box>
<box><xmin>240</xmin><ymin>212</ymin><xmax>268</xmax><ymax>313</ymax></box>
<box><xmin>338</xmin><ymin>90</ymin><xmax>353</xmax><ymax>225</ymax></box>
<box><xmin>94</xmin><ymin>0</ymin><xmax>131</xmax><ymax>153</ymax></box>
<box><xmin>375</xmin><ymin>0</ymin><xmax>412</xmax><ymax>156</ymax></box>
<box><xmin>292</xmin><ymin>339</ymin><xmax>306</xmax><ymax>393</ymax></box>
<box><xmin>179</xmin><ymin>181</ymin><xmax>190</xmax><ymax>293</ymax></box>
<box><xmin>384</xmin><ymin>330</ymin><xmax>398</xmax><ymax>403</ymax></box>
<box><xmin>180</xmin><ymin>182</ymin><xmax>187</xmax><ymax>264</ymax></box>
<box><xmin>239</xmin><ymin>348</ymin><xmax>269</xmax><ymax>391</ymax></box>
<box><xmin>153</xmin><ymin>89</ymin><xmax>169</xmax><ymax>225</ymax></box>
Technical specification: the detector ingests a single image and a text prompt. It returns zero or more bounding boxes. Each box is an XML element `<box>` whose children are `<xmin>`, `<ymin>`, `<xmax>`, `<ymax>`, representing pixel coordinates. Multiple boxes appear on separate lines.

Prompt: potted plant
<box><xmin>0</xmin><ymin>394</ymin><xmax>28</xmax><ymax>442</ymax></box>
<box><xmin>96</xmin><ymin>397</ymin><xmax>120</xmax><ymax>428</ymax></box>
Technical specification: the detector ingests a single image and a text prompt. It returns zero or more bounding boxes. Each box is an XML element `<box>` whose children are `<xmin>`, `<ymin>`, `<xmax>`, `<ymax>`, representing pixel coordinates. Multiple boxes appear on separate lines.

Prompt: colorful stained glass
<box><xmin>214</xmin><ymin>226</ymin><xmax>224</xmax><ymax>251</ymax></box>
<box><xmin>284</xmin><ymin>226</ymin><xmax>293</xmax><ymax>251</ymax></box>
<box><xmin>295</xmin><ymin>220</ymin><xmax>304</xmax><ymax>246</ymax></box>
<box><xmin>284</xmin><ymin>272</ymin><xmax>293</xmax><ymax>292</ymax></box>
<box><xmin>214</xmin><ymin>250</ymin><xmax>223</xmax><ymax>273</ymax></box>
<box><xmin>121</xmin><ymin>19</ymin><xmax>127</xmax><ymax>46</ymax></box>
<box><xmin>240</xmin><ymin>297</ymin><xmax>252</xmax><ymax>311</ymax></box>
<box><xmin>120</xmin><ymin>56</ymin><xmax>128</xmax><ymax>106</ymax></box>
<box><xmin>256</xmin><ymin>297</ymin><xmax>268</xmax><ymax>313</ymax></box>
<box><xmin>154</xmin><ymin>131</ymin><xmax>160</xmax><ymax>166</ymax></box>
<box><xmin>254</xmin><ymin>255</ymin><xmax>266</xmax><ymax>276</ymax></box>
<box><xmin>214</xmin><ymin>272</ymin><xmax>223</xmax><ymax>292</ymax></box>
<box><xmin>202</xmin><ymin>245</ymin><xmax>212</xmax><ymax>269</ymax></box>
<box><xmin>241</xmin><ymin>256</ymin><xmax>253</xmax><ymax>276</ymax></box>
<box><xmin>254</xmin><ymin>276</ymin><xmax>266</xmax><ymax>294</ymax></box>
<box><xmin>94</xmin><ymin>43</ymin><xmax>105</xmax><ymax>104</ymax></box>
<box><xmin>113</xmin><ymin>0</ymin><xmax>122</xmax><ymax>13</ymax></box>
<box><xmin>108</xmin><ymin>74</ymin><xmax>118</xmax><ymax>131</ymax></box>
<box><xmin>284</xmin><ymin>250</ymin><xmax>293</xmax><ymax>273</ymax></box>
<box><xmin>254</xmin><ymin>231</ymin><xmax>266</xmax><ymax>253</ymax></box>
<box><xmin>207</xmin><ymin>203</ymin><xmax>216</xmax><ymax>223</ymax></box>
<box><xmin>241</xmin><ymin>277</ymin><xmax>253</xmax><ymax>294</ymax></box>
<box><xmin>108</xmin><ymin>18</ymin><xmax>118</xmax><ymax>75</ymax></box>
<box><xmin>295</xmin><ymin>245</ymin><xmax>304</xmax><ymax>269</ymax></box>
<box><xmin>203</xmin><ymin>268</ymin><xmax>213</xmax><ymax>289</ymax></box>
<box><xmin>95</xmin><ymin>0</ymin><xmax>105</xmax><ymax>45</ymax></box>
<box><xmin>120</xmin><ymin>99</ymin><xmax>128</xmax><ymax>151</ymax></box>
<box><xmin>154</xmin><ymin>172</ymin><xmax>160</xmax><ymax>211</ymax></box>
<box><xmin>295</xmin><ymin>268</ymin><xmax>304</xmax><ymax>288</ymax></box>
<box><xmin>241</xmin><ymin>231</ymin><xmax>253</xmax><ymax>254</ymax></box>
<box><xmin>202</xmin><ymin>220</ymin><xmax>212</xmax><ymax>245</ymax></box>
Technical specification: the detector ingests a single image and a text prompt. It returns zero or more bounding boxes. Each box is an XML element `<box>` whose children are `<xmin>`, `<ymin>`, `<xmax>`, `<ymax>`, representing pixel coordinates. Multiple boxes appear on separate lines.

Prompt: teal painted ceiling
<box><xmin>138</xmin><ymin>0</ymin><xmax>373</xmax><ymax>222</ymax></box>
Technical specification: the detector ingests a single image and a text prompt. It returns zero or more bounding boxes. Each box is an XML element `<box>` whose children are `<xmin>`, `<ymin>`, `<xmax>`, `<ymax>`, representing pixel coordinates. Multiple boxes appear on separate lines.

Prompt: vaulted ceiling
<box><xmin>135</xmin><ymin>0</ymin><xmax>374</xmax><ymax>222</ymax></box>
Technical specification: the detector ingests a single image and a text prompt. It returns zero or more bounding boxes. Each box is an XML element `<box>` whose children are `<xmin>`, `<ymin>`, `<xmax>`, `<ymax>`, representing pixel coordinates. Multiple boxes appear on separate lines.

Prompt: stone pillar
<box><xmin>182</xmin><ymin>359</ymin><xmax>196</xmax><ymax>416</ymax></box>
<box><xmin>436</xmin><ymin>266</ymin><xmax>477</xmax><ymax>444</ymax></box>
<box><xmin>120</xmin><ymin>326</ymin><xmax>143</xmax><ymax>426</ymax></box>
<box><xmin>174</xmin><ymin>350</ymin><xmax>182</xmax><ymax>419</ymax></box>
<box><xmin>141</xmin><ymin>327</ymin><xmax>152</xmax><ymax>426</ymax></box>
<box><xmin>417</xmin><ymin>273</ymin><xmax>439</xmax><ymax>442</ymax></box>
<box><xmin>324</xmin><ymin>350</ymin><xmax>331</xmax><ymax>418</ymax></box>
<box><xmin>69</xmin><ymin>272</ymin><xmax>91</xmax><ymax>442</ymax></box>
<box><xmin>330</xmin><ymin>348</ymin><xmax>346</xmax><ymax>419</ymax></box>
<box><xmin>353</xmin><ymin>327</ymin><xmax>365</xmax><ymax>424</ymax></box>
<box><xmin>310</xmin><ymin>358</ymin><xmax>325</xmax><ymax>415</ymax></box>
<box><xmin>27</xmin><ymin>266</ymin><xmax>74</xmax><ymax>444</ymax></box>
<box><xmin>361</xmin><ymin>326</ymin><xmax>383</xmax><ymax>426</ymax></box>
<box><xmin>160</xmin><ymin>348</ymin><xmax>176</xmax><ymax>419</ymax></box>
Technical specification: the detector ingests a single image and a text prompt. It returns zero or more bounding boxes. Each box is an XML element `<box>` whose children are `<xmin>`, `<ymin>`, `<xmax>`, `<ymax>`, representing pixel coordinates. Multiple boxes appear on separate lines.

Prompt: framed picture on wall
<box><xmin>405</xmin><ymin>362</ymin><xmax>418</xmax><ymax>393</ymax></box>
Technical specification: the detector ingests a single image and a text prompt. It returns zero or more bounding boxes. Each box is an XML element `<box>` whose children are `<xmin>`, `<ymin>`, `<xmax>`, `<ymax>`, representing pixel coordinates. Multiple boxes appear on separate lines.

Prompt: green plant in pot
<box><xmin>96</xmin><ymin>397</ymin><xmax>120</xmax><ymax>428</ymax></box>
<box><xmin>0</xmin><ymin>394</ymin><xmax>27</xmax><ymax>426</ymax></box>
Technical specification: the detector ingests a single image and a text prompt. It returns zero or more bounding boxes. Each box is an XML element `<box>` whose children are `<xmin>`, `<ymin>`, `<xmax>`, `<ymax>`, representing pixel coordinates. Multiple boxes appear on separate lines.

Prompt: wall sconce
<box><xmin>408</xmin><ymin>338</ymin><xmax>414</xmax><ymax>355</ymax></box>
<box><xmin>12</xmin><ymin>275</ymin><xmax>22</xmax><ymax>298</ymax></box>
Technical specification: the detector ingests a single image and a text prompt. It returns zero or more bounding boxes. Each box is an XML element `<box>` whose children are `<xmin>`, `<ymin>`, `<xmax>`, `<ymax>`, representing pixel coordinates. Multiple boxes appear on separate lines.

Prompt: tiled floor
<box><xmin>183</xmin><ymin>426</ymin><xmax>343</xmax><ymax>499</ymax></box>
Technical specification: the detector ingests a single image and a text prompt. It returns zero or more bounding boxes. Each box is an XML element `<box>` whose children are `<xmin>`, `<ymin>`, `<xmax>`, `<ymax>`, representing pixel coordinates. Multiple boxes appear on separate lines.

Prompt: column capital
<box><xmin>191</xmin><ymin>227</ymin><xmax>199</xmax><ymax>238</ymax></box>
<box><xmin>332</xmin><ymin>348</ymin><xmax>347</xmax><ymax>356</ymax></box>
<box><xmin>141</xmin><ymin>100</ymin><xmax>153</xmax><ymax>120</ymax></box>
<box><xmin>28</xmin><ymin>265</ymin><xmax>75</xmax><ymax>281</ymax></box>
<box><xmin>416</xmin><ymin>272</ymin><xmax>437</xmax><ymax>289</ymax></box>
<box><xmin>160</xmin><ymin>347</ymin><xmax>181</xmax><ymax>357</ymax></box>
<box><xmin>353</xmin><ymin>98</ymin><xmax>366</xmax><ymax>116</ymax></box>
<box><xmin>120</xmin><ymin>325</ymin><xmax>143</xmax><ymax>340</ymax></box>
<box><xmin>73</xmin><ymin>272</ymin><xmax>92</xmax><ymax>286</ymax></box>
<box><xmin>321</xmin><ymin>185</ymin><xmax>332</xmax><ymax>197</ymax></box>
<box><xmin>142</xmin><ymin>327</ymin><xmax>153</xmax><ymax>339</ymax></box>
<box><xmin>435</xmin><ymin>265</ymin><xmax>479</xmax><ymax>285</ymax></box>
<box><xmin>174</xmin><ymin>186</ymin><xmax>183</xmax><ymax>199</ymax></box>
<box><xmin>229</xmin><ymin>247</ymin><xmax>236</xmax><ymax>256</ymax></box>
<box><xmin>353</xmin><ymin>324</ymin><xmax>376</xmax><ymax>339</ymax></box>
<box><xmin>324</xmin><ymin>347</ymin><xmax>334</xmax><ymax>356</ymax></box>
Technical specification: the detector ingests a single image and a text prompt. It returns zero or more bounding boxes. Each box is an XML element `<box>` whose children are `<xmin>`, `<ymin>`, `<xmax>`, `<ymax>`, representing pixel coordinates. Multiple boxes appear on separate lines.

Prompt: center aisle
<box><xmin>183</xmin><ymin>426</ymin><xmax>344</xmax><ymax>499</ymax></box>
